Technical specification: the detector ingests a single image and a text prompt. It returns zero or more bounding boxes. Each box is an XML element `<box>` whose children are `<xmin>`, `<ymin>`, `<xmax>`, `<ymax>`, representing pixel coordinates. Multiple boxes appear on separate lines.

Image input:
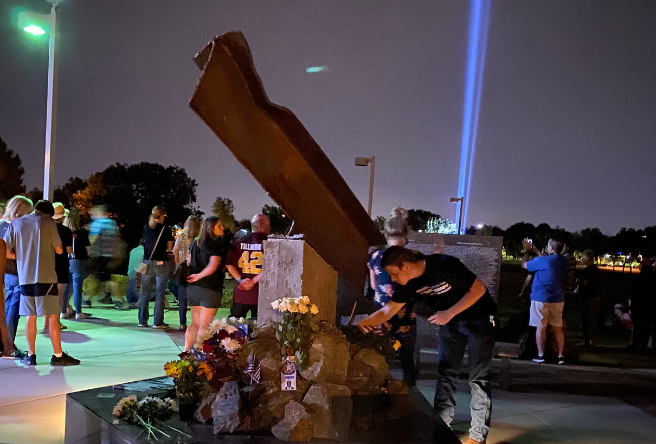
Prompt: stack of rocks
<box><xmin>201</xmin><ymin>321</ymin><xmax>416</xmax><ymax>442</ymax></box>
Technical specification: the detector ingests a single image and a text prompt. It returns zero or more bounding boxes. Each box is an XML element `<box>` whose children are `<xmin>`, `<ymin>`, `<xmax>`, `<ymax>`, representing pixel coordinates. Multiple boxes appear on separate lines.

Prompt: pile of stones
<box><xmin>194</xmin><ymin>321</ymin><xmax>415</xmax><ymax>442</ymax></box>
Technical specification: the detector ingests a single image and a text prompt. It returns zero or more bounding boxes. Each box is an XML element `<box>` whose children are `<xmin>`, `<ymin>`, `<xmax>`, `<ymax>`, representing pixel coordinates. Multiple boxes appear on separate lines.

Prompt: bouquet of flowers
<box><xmin>271</xmin><ymin>296</ymin><xmax>319</xmax><ymax>369</ymax></box>
<box><xmin>113</xmin><ymin>395</ymin><xmax>190</xmax><ymax>440</ymax></box>
<box><xmin>164</xmin><ymin>358</ymin><xmax>215</xmax><ymax>403</ymax></box>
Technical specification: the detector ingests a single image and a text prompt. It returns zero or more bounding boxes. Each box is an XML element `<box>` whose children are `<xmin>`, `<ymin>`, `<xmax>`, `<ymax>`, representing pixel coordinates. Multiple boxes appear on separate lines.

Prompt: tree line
<box><xmin>2</xmin><ymin>137</ymin><xmax>654</xmax><ymax>257</ymax></box>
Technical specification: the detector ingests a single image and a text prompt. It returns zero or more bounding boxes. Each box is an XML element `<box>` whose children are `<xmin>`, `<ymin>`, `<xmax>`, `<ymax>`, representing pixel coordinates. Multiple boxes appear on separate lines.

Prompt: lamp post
<box><xmin>18</xmin><ymin>1</ymin><xmax>59</xmax><ymax>200</ymax></box>
<box><xmin>450</xmin><ymin>196</ymin><xmax>464</xmax><ymax>234</ymax></box>
<box><xmin>355</xmin><ymin>156</ymin><xmax>375</xmax><ymax>217</ymax></box>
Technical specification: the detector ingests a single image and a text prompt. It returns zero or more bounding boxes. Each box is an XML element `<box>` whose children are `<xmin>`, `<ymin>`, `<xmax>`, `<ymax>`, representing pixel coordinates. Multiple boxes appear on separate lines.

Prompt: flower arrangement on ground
<box><xmin>164</xmin><ymin>318</ymin><xmax>250</xmax><ymax>415</ymax></box>
<box><xmin>271</xmin><ymin>296</ymin><xmax>319</xmax><ymax>369</ymax></box>
<box><xmin>113</xmin><ymin>395</ymin><xmax>190</xmax><ymax>440</ymax></box>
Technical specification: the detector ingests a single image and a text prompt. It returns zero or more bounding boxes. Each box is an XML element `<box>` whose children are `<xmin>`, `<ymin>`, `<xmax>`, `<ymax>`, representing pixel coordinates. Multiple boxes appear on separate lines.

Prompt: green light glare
<box><xmin>23</xmin><ymin>25</ymin><xmax>46</xmax><ymax>35</ymax></box>
<box><xmin>305</xmin><ymin>66</ymin><xmax>326</xmax><ymax>74</ymax></box>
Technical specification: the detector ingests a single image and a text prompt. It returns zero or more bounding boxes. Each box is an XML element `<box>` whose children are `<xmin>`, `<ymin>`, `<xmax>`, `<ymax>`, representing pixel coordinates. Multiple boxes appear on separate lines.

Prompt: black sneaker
<box><xmin>82</xmin><ymin>300</ymin><xmax>92</xmax><ymax>308</ymax></box>
<box><xmin>100</xmin><ymin>294</ymin><xmax>113</xmax><ymax>304</ymax></box>
<box><xmin>51</xmin><ymin>352</ymin><xmax>80</xmax><ymax>366</ymax></box>
<box><xmin>532</xmin><ymin>355</ymin><xmax>545</xmax><ymax>363</ymax></box>
<box><xmin>21</xmin><ymin>353</ymin><xmax>37</xmax><ymax>365</ymax></box>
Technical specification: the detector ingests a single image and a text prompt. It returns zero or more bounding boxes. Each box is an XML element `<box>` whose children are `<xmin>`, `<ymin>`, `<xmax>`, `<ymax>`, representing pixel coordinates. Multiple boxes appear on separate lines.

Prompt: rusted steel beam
<box><xmin>189</xmin><ymin>31</ymin><xmax>384</xmax><ymax>295</ymax></box>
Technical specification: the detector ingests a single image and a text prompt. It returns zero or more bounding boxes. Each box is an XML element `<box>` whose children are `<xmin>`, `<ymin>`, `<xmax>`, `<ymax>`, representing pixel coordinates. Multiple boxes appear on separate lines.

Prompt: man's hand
<box><xmin>522</xmin><ymin>238</ymin><xmax>534</xmax><ymax>252</ymax></box>
<box><xmin>187</xmin><ymin>274</ymin><xmax>200</xmax><ymax>283</ymax></box>
<box><xmin>238</xmin><ymin>278</ymin><xmax>254</xmax><ymax>291</ymax></box>
<box><xmin>428</xmin><ymin>310</ymin><xmax>455</xmax><ymax>326</ymax></box>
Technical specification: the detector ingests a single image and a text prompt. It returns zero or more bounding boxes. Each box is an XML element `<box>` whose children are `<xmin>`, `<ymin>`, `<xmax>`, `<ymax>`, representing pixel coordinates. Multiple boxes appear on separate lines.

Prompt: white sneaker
<box><xmin>60</xmin><ymin>312</ymin><xmax>73</xmax><ymax>319</ymax></box>
<box><xmin>75</xmin><ymin>312</ymin><xmax>91</xmax><ymax>320</ymax></box>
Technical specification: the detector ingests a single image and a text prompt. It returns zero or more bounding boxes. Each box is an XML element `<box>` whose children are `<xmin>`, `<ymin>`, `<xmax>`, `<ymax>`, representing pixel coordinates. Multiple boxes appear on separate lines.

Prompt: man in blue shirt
<box><xmin>522</xmin><ymin>238</ymin><xmax>569</xmax><ymax>363</ymax></box>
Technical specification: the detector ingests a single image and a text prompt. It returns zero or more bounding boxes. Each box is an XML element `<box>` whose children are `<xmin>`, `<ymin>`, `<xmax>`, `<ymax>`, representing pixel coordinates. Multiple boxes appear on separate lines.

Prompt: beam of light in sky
<box><xmin>456</xmin><ymin>0</ymin><xmax>491</xmax><ymax>233</ymax></box>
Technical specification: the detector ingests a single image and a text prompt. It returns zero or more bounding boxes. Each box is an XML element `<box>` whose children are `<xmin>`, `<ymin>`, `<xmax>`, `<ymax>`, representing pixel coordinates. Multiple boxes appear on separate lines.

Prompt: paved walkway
<box><xmin>1</xmin><ymin>306</ymin><xmax>655</xmax><ymax>443</ymax></box>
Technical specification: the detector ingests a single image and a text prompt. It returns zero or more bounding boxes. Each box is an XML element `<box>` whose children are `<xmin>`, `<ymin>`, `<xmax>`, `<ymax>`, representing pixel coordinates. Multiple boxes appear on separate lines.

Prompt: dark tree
<box><xmin>504</xmin><ymin>222</ymin><xmax>536</xmax><ymax>257</ymax></box>
<box><xmin>262</xmin><ymin>204</ymin><xmax>292</xmax><ymax>234</ymax></box>
<box><xmin>407</xmin><ymin>209</ymin><xmax>440</xmax><ymax>232</ymax></box>
<box><xmin>54</xmin><ymin>177</ymin><xmax>87</xmax><ymax>208</ymax></box>
<box><xmin>73</xmin><ymin>162</ymin><xmax>198</xmax><ymax>248</ymax></box>
<box><xmin>572</xmin><ymin>228</ymin><xmax>610</xmax><ymax>256</ymax></box>
<box><xmin>373</xmin><ymin>215</ymin><xmax>386</xmax><ymax>232</ymax></box>
<box><xmin>610</xmin><ymin>228</ymin><xmax>644</xmax><ymax>256</ymax></box>
<box><xmin>211</xmin><ymin>197</ymin><xmax>236</xmax><ymax>231</ymax></box>
<box><xmin>236</xmin><ymin>219</ymin><xmax>252</xmax><ymax>232</ymax></box>
<box><xmin>0</xmin><ymin>137</ymin><xmax>26</xmax><ymax>200</ymax></box>
<box><xmin>24</xmin><ymin>188</ymin><xmax>43</xmax><ymax>202</ymax></box>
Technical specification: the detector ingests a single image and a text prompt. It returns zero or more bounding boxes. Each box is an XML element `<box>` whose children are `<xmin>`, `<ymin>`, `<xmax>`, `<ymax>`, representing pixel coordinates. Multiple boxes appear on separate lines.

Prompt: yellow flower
<box><xmin>288</xmin><ymin>302</ymin><xmax>299</xmax><ymax>313</ymax></box>
<box><xmin>298</xmin><ymin>303</ymin><xmax>309</xmax><ymax>314</ymax></box>
<box><xmin>301</xmin><ymin>296</ymin><xmax>310</xmax><ymax>305</ymax></box>
<box><xmin>310</xmin><ymin>304</ymin><xmax>319</xmax><ymax>315</ymax></box>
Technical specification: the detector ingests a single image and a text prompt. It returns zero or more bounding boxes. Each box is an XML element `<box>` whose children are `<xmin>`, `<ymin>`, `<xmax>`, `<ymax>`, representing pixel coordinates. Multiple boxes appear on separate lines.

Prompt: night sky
<box><xmin>1</xmin><ymin>1</ymin><xmax>655</xmax><ymax>234</ymax></box>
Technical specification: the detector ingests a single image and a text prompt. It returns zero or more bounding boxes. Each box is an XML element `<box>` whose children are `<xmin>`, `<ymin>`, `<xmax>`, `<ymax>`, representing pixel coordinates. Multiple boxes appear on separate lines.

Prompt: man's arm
<box><xmin>356</xmin><ymin>301</ymin><xmax>405</xmax><ymax>333</ymax></box>
<box><xmin>428</xmin><ymin>278</ymin><xmax>488</xmax><ymax>325</ymax></box>
<box><xmin>0</xmin><ymin>239</ymin><xmax>6</xmax><ymax>279</ymax></box>
<box><xmin>226</xmin><ymin>264</ymin><xmax>241</xmax><ymax>281</ymax></box>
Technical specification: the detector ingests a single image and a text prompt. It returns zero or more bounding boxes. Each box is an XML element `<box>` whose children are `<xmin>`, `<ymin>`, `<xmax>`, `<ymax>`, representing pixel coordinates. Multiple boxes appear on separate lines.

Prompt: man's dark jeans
<box><xmin>435</xmin><ymin>314</ymin><xmax>495</xmax><ymax>443</ymax></box>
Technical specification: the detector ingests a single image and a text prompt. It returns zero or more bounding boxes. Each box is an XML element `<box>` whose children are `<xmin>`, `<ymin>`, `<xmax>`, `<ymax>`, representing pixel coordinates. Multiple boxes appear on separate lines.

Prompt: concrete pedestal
<box><xmin>258</xmin><ymin>239</ymin><xmax>338</xmax><ymax>325</ymax></box>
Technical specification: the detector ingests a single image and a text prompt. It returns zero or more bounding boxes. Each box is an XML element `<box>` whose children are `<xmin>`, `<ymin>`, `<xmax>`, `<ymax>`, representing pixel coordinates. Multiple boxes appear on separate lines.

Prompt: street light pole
<box><xmin>43</xmin><ymin>1</ymin><xmax>59</xmax><ymax>201</ymax></box>
<box><xmin>450</xmin><ymin>196</ymin><xmax>464</xmax><ymax>234</ymax></box>
<box><xmin>355</xmin><ymin>156</ymin><xmax>376</xmax><ymax>216</ymax></box>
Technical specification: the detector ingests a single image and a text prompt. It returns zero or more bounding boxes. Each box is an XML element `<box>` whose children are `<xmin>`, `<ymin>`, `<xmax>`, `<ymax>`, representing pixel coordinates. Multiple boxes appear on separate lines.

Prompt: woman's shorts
<box><xmin>187</xmin><ymin>285</ymin><xmax>222</xmax><ymax>309</ymax></box>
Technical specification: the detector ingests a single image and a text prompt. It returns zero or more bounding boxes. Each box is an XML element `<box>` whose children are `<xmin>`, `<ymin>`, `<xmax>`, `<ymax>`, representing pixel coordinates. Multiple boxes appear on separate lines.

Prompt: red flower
<box><xmin>203</xmin><ymin>342</ymin><xmax>214</xmax><ymax>353</ymax></box>
<box><xmin>218</xmin><ymin>330</ymin><xmax>229</xmax><ymax>340</ymax></box>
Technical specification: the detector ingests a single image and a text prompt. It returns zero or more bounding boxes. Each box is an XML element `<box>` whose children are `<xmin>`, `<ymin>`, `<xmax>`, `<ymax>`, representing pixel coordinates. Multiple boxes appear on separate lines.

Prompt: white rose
<box><xmin>271</xmin><ymin>300</ymin><xmax>280</xmax><ymax>310</ymax></box>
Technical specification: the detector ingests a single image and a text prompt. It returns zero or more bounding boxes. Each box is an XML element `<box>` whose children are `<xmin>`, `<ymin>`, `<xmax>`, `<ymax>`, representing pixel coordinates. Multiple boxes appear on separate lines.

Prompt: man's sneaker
<box><xmin>81</xmin><ymin>300</ymin><xmax>92</xmax><ymax>308</ymax></box>
<box><xmin>100</xmin><ymin>294</ymin><xmax>113</xmax><ymax>304</ymax></box>
<box><xmin>115</xmin><ymin>300</ymin><xmax>130</xmax><ymax>310</ymax></box>
<box><xmin>75</xmin><ymin>312</ymin><xmax>91</xmax><ymax>320</ymax></box>
<box><xmin>137</xmin><ymin>323</ymin><xmax>149</xmax><ymax>328</ymax></box>
<box><xmin>464</xmin><ymin>438</ymin><xmax>486</xmax><ymax>444</ymax></box>
<box><xmin>558</xmin><ymin>356</ymin><xmax>566</xmax><ymax>365</ymax></box>
<box><xmin>21</xmin><ymin>353</ymin><xmax>37</xmax><ymax>365</ymax></box>
<box><xmin>60</xmin><ymin>312</ymin><xmax>74</xmax><ymax>319</ymax></box>
<box><xmin>51</xmin><ymin>352</ymin><xmax>80</xmax><ymax>366</ymax></box>
<box><xmin>66</xmin><ymin>305</ymin><xmax>75</xmax><ymax>316</ymax></box>
<box><xmin>128</xmin><ymin>302</ymin><xmax>139</xmax><ymax>309</ymax></box>
<box><xmin>532</xmin><ymin>355</ymin><xmax>545</xmax><ymax>363</ymax></box>
<box><xmin>153</xmin><ymin>323</ymin><xmax>169</xmax><ymax>329</ymax></box>
<box><xmin>2</xmin><ymin>348</ymin><xmax>25</xmax><ymax>360</ymax></box>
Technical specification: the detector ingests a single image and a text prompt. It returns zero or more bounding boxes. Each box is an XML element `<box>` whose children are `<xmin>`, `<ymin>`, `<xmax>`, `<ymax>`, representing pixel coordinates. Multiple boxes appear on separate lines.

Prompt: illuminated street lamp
<box><xmin>17</xmin><ymin>1</ymin><xmax>60</xmax><ymax>200</ymax></box>
<box><xmin>450</xmin><ymin>197</ymin><xmax>464</xmax><ymax>234</ymax></box>
<box><xmin>355</xmin><ymin>156</ymin><xmax>375</xmax><ymax>217</ymax></box>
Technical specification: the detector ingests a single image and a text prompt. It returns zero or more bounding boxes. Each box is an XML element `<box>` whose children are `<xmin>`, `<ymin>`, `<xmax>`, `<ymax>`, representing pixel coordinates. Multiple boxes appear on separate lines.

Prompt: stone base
<box><xmin>64</xmin><ymin>377</ymin><xmax>459</xmax><ymax>443</ymax></box>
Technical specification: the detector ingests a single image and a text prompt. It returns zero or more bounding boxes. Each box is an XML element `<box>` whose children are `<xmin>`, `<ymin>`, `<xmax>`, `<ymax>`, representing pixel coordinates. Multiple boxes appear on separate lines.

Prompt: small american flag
<box><xmin>245</xmin><ymin>352</ymin><xmax>261</xmax><ymax>385</ymax></box>
<box><xmin>240</xmin><ymin>415</ymin><xmax>252</xmax><ymax>431</ymax></box>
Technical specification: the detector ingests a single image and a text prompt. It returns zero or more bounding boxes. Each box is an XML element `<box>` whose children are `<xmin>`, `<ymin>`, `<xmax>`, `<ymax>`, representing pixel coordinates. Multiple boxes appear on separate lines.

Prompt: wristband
<box><xmin>237</xmin><ymin>278</ymin><xmax>243</xmax><ymax>283</ymax></box>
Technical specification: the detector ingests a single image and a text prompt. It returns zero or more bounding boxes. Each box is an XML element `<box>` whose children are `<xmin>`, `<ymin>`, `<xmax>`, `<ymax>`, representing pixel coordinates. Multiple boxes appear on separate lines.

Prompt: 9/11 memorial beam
<box><xmin>189</xmin><ymin>31</ymin><xmax>384</xmax><ymax>313</ymax></box>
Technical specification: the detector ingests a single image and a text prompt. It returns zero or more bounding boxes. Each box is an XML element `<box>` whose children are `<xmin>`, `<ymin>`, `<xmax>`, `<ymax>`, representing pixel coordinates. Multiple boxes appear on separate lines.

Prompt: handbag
<box><xmin>137</xmin><ymin>225</ymin><xmax>166</xmax><ymax>275</ymax></box>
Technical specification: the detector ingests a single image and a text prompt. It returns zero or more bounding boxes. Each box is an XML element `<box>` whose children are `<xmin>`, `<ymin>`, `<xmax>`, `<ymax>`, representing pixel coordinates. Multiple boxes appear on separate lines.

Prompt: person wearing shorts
<box><xmin>184</xmin><ymin>216</ymin><xmax>227</xmax><ymax>351</ymax></box>
<box><xmin>523</xmin><ymin>238</ymin><xmax>569</xmax><ymax>364</ymax></box>
<box><xmin>3</xmin><ymin>201</ymin><xmax>80</xmax><ymax>366</ymax></box>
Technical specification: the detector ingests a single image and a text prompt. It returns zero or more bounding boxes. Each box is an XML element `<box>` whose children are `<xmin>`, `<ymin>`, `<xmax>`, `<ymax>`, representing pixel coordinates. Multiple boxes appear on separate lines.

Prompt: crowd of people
<box><xmin>2</xmin><ymin>196</ymin><xmax>653</xmax><ymax>444</ymax></box>
<box><xmin>0</xmin><ymin>195</ymin><xmax>271</xmax><ymax>367</ymax></box>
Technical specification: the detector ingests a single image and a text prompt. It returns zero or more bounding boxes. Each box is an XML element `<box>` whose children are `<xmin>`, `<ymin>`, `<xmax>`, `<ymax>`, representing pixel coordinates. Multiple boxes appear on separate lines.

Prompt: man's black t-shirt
<box><xmin>189</xmin><ymin>238</ymin><xmax>226</xmax><ymax>291</ymax></box>
<box><xmin>72</xmin><ymin>229</ymin><xmax>91</xmax><ymax>261</ymax></box>
<box><xmin>579</xmin><ymin>264</ymin><xmax>602</xmax><ymax>299</ymax></box>
<box><xmin>56</xmin><ymin>224</ymin><xmax>73</xmax><ymax>274</ymax></box>
<box><xmin>391</xmin><ymin>254</ymin><xmax>497</xmax><ymax>322</ymax></box>
<box><xmin>141</xmin><ymin>224</ymin><xmax>173</xmax><ymax>261</ymax></box>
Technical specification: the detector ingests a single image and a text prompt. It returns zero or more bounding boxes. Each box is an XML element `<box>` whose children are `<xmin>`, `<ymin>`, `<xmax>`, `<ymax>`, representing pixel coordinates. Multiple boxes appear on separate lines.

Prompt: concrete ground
<box><xmin>1</xmin><ymin>303</ymin><xmax>655</xmax><ymax>444</ymax></box>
